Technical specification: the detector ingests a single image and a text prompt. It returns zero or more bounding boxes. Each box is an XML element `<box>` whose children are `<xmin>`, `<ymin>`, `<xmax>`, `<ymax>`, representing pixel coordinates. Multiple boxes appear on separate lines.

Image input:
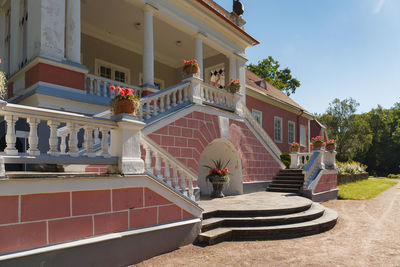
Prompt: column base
<box><xmin>119</xmin><ymin>158</ymin><xmax>145</xmax><ymax>175</ymax></box>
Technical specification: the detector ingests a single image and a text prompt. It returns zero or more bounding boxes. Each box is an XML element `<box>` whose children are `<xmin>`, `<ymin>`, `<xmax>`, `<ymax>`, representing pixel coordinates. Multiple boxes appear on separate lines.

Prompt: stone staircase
<box><xmin>198</xmin><ymin>200</ymin><xmax>338</xmax><ymax>245</ymax></box>
<box><xmin>266</xmin><ymin>169</ymin><xmax>304</xmax><ymax>193</ymax></box>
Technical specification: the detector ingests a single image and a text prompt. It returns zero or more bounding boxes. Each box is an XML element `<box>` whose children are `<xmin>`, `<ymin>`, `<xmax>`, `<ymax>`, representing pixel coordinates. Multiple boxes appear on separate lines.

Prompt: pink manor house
<box><xmin>0</xmin><ymin>0</ymin><xmax>338</xmax><ymax>265</ymax></box>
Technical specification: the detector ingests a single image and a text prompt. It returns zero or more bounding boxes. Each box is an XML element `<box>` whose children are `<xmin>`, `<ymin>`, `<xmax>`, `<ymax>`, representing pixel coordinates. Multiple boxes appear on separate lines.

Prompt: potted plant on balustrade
<box><xmin>204</xmin><ymin>159</ymin><xmax>230</xmax><ymax>198</ymax></box>
<box><xmin>183</xmin><ymin>59</ymin><xmax>200</xmax><ymax>75</ymax></box>
<box><xmin>311</xmin><ymin>136</ymin><xmax>325</xmax><ymax>150</ymax></box>
<box><xmin>227</xmin><ymin>78</ymin><xmax>240</xmax><ymax>93</ymax></box>
<box><xmin>325</xmin><ymin>139</ymin><xmax>336</xmax><ymax>151</ymax></box>
<box><xmin>289</xmin><ymin>142</ymin><xmax>300</xmax><ymax>153</ymax></box>
<box><xmin>109</xmin><ymin>86</ymin><xmax>140</xmax><ymax>115</ymax></box>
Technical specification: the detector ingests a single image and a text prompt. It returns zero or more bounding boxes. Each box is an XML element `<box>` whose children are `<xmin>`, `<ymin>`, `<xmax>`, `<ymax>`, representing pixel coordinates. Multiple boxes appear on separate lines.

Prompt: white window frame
<box><xmin>205</xmin><ymin>63</ymin><xmax>225</xmax><ymax>89</ymax></box>
<box><xmin>138</xmin><ymin>73</ymin><xmax>165</xmax><ymax>90</ymax></box>
<box><xmin>252</xmin><ymin>109</ymin><xmax>262</xmax><ymax>125</ymax></box>
<box><xmin>274</xmin><ymin>116</ymin><xmax>283</xmax><ymax>143</ymax></box>
<box><xmin>288</xmin><ymin>121</ymin><xmax>296</xmax><ymax>144</ymax></box>
<box><xmin>300</xmin><ymin>125</ymin><xmax>306</xmax><ymax>147</ymax></box>
<box><xmin>95</xmin><ymin>59</ymin><xmax>131</xmax><ymax>84</ymax></box>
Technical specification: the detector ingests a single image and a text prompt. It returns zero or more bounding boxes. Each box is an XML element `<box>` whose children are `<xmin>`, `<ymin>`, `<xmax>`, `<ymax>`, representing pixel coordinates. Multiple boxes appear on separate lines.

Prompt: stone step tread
<box><xmin>202</xmin><ymin>203</ymin><xmax>325</xmax><ymax>231</ymax></box>
<box><xmin>266</xmin><ymin>187</ymin><xmax>300</xmax><ymax>193</ymax></box>
<box><xmin>269</xmin><ymin>183</ymin><xmax>302</xmax><ymax>188</ymax></box>
<box><xmin>271</xmin><ymin>180</ymin><xmax>304</xmax><ymax>184</ymax></box>
<box><xmin>275</xmin><ymin>175</ymin><xmax>304</xmax><ymax>179</ymax></box>
<box><xmin>198</xmin><ymin>208</ymin><xmax>338</xmax><ymax>245</ymax></box>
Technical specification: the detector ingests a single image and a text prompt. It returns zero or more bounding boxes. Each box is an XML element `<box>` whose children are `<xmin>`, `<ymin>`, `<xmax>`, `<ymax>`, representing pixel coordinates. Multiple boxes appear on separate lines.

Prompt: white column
<box><xmin>10</xmin><ymin>0</ymin><xmax>22</xmax><ymax>74</ymax></box>
<box><xmin>66</xmin><ymin>0</ymin><xmax>81</xmax><ymax>63</ymax></box>
<box><xmin>0</xmin><ymin>10</ymin><xmax>6</xmax><ymax>73</ymax></box>
<box><xmin>194</xmin><ymin>34</ymin><xmax>203</xmax><ymax>79</ymax></box>
<box><xmin>142</xmin><ymin>4</ymin><xmax>154</xmax><ymax>87</ymax></box>
<box><xmin>27</xmin><ymin>0</ymin><xmax>41</xmax><ymax>61</ymax></box>
<box><xmin>229</xmin><ymin>56</ymin><xmax>237</xmax><ymax>80</ymax></box>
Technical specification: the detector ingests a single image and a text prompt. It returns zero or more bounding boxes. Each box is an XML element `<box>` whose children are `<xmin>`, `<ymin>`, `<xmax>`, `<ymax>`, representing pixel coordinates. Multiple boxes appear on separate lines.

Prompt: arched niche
<box><xmin>197</xmin><ymin>138</ymin><xmax>243</xmax><ymax>196</ymax></box>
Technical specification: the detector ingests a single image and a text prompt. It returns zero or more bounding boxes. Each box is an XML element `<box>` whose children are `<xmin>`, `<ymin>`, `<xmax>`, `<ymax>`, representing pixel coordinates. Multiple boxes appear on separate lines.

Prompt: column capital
<box><xmin>193</xmin><ymin>32</ymin><xmax>207</xmax><ymax>40</ymax></box>
<box><xmin>143</xmin><ymin>2</ymin><xmax>158</xmax><ymax>12</ymax></box>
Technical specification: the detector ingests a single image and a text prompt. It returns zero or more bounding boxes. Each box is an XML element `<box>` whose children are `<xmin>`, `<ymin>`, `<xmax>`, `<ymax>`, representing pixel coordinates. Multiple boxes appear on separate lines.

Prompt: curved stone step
<box><xmin>198</xmin><ymin>207</ymin><xmax>338</xmax><ymax>245</ymax></box>
<box><xmin>202</xmin><ymin>203</ymin><xmax>325</xmax><ymax>232</ymax></box>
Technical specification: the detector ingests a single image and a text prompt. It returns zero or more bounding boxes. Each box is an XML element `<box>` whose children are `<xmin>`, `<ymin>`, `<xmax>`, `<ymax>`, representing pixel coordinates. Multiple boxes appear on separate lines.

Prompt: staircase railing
<box><xmin>242</xmin><ymin>106</ymin><xmax>282</xmax><ymax>161</ymax></box>
<box><xmin>85</xmin><ymin>74</ymin><xmax>142</xmax><ymax>98</ymax></box>
<box><xmin>140</xmin><ymin>134</ymin><xmax>197</xmax><ymax>201</ymax></box>
<box><xmin>200</xmin><ymin>82</ymin><xmax>235</xmax><ymax>111</ymax></box>
<box><xmin>289</xmin><ymin>152</ymin><xmax>312</xmax><ymax>169</ymax></box>
<box><xmin>139</xmin><ymin>81</ymin><xmax>191</xmax><ymax>121</ymax></box>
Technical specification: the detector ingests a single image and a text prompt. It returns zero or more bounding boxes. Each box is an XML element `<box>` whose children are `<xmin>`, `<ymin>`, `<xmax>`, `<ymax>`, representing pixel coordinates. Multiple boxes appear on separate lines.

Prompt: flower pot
<box><xmin>211</xmin><ymin>183</ymin><xmax>225</xmax><ymax>198</ymax></box>
<box><xmin>228</xmin><ymin>84</ymin><xmax>240</xmax><ymax>93</ymax></box>
<box><xmin>207</xmin><ymin>174</ymin><xmax>229</xmax><ymax>198</ymax></box>
<box><xmin>313</xmin><ymin>141</ymin><xmax>324</xmax><ymax>149</ymax></box>
<box><xmin>184</xmin><ymin>65</ymin><xmax>199</xmax><ymax>75</ymax></box>
<box><xmin>290</xmin><ymin>147</ymin><xmax>299</xmax><ymax>153</ymax></box>
<box><xmin>113</xmin><ymin>99</ymin><xmax>139</xmax><ymax>115</ymax></box>
<box><xmin>326</xmin><ymin>144</ymin><xmax>335</xmax><ymax>151</ymax></box>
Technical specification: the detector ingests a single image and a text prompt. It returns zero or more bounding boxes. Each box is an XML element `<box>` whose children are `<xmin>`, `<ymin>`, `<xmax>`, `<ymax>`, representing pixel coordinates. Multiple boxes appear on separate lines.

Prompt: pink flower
<box><xmin>0</xmin><ymin>58</ymin><xmax>2</xmax><ymax>64</ymax></box>
<box><xmin>109</xmin><ymin>86</ymin><xmax>116</xmax><ymax>91</ymax></box>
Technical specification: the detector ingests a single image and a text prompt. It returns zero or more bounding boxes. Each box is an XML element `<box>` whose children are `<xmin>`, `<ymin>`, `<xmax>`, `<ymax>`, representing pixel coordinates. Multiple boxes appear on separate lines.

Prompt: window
<box><xmin>288</xmin><ymin>121</ymin><xmax>295</xmax><ymax>144</ymax></box>
<box><xmin>300</xmin><ymin>125</ymin><xmax>306</xmax><ymax>146</ymax></box>
<box><xmin>205</xmin><ymin>64</ymin><xmax>225</xmax><ymax>89</ymax></box>
<box><xmin>95</xmin><ymin>59</ymin><xmax>130</xmax><ymax>84</ymax></box>
<box><xmin>274</xmin><ymin>117</ymin><xmax>283</xmax><ymax>143</ymax></box>
<box><xmin>252</xmin><ymin>109</ymin><xmax>262</xmax><ymax>125</ymax></box>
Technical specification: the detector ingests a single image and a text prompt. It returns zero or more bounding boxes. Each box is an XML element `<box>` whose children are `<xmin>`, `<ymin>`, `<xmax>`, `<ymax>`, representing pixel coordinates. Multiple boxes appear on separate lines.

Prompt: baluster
<box><xmin>96</xmin><ymin>79</ymin><xmax>101</xmax><ymax>96</ymax></box>
<box><xmin>183</xmin><ymin>86</ymin><xmax>188</xmax><ymax>101</ymax></box>
<box><xmin>99</xmin><ymin>127</ymin><xmax>110</xmax><ymax>158</ymax></box>
<box><xmin>60</xmin><ymin>134</ymin><xmax>67</xmax><ymax>155</ymax></box>
<box><xmin>67</xmin><ymin>123</ymin><xmax>79</xmax><ymax>157</ymax></box>
<box><xmin>153</xmin><ymin>99</ymin><xmax>158</xmax><ymax>116</ymax></box>
<box><xmin>178</xmin><ymin>88</ymin><xmax>182</xmax><ymax>104</ymax></box>
<box><xmin>94</xmin><ymin>128</ymin><xmax>100</xmax><ymax>144</ymax></box>
<box><xmin>172</xmin><ymin>166</ymin><xmax>179</xmax><ymax>189</ymax></box>
<box><xmin>160</xmin><ymin>95</ymin><xmax>165</xmax><ymax>113</ymax></box>
<box><xmin>180</xmin><ymin>173</ymin><xmax>188</xmax><ymax>196</ymax></box>
<box><xmin>144</xmin><ymin>144</ymin><xmax>153</xmax><ymax>174</ymax></box>
<box><xmin>103</xmin><ymin>82</ymin><xmax>107</xmax><ymax>97</ymax></box>
<box><xmin>172</xmin><ymin>91</ymin><xmax>177</xmax><ymax>106</ymax></box>
<box><xmin>84</xmin><ymin>126</ymin><xmax>96</xmax><ymax>157</ymax></box>
<box><xmin>154</xmin><ymin>152</ymin><xmax>162</xmax><ymax>180</ymax></box>
<box><xmin>146</xmin><ymin>100</ymin><xmax>151</xmax><ymax>119</ymax></box>
<box><xmin>188</xmin><ymin>177</ymin><xmax>195</xmax><ymax>201</ymax></box>
<box><xmin>89</xmin><ymin>77</ymin><xmax>94</xmax><ymax>94</ymax></box>
<box><xmin>209</xmin><ymin>88</ymin><xmax>214</xmax><ymax>103</ymax></box>
<box><xmin>4</xmin><ymin>115</ymin><xmax>18</xmax><ymax>155</ymax></box>
<box><xmin>26</xmin><ymin>118</ymin><xmax>41</xmax><ymax>156</ymax></box>
<box><xmin>164</xmin><ymin>160</ymin><xmax>172</xmax><ymax>186</ymax></box>
<box><xmin>165</xmin><ymin>93</ymin><xmax>171</xmax><ymax>110</ymax></box>
<box><xmin>48</xmin><ymin>120</ymin><xmax>60</xmax><ymax>156</ymax></box>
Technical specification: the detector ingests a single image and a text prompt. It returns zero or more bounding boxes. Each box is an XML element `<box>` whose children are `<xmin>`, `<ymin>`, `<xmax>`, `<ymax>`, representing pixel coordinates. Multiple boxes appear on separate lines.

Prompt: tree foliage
<box><xmin>247</xmin><ymin>56</ymin><xmax>300</xmax><ymax>96</ymax></box>
<box><xmin>318</xmin><ymin>98</ymin><xmax>400</xmax><ymax>176</ymax></box>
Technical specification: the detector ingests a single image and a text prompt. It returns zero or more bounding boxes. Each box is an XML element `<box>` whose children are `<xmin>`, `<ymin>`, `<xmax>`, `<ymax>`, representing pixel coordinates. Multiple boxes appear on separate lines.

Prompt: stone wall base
<box><xmin>302</xmin><ymin>188</ymin><xmax>338</xmax><ymax>202</ymax></box>
<box><xmin>243</xmin><ymin>181</ymin><xmax>272</xmax><ymax>194</ymax></box>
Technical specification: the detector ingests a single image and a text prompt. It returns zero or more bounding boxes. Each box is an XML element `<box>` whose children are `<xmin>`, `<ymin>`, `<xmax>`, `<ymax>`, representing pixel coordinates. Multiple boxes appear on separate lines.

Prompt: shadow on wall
<box><xmin>198</xmin><ymin>138</ymin><xmax>243</xmax><ymax>196</ymax></box>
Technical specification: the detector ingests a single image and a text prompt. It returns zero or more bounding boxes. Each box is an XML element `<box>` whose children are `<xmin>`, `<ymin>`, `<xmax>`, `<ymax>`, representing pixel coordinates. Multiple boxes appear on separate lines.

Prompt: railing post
<box><xmin>184</xmin><ymin>75</ymin><xmax>203</xmax><ymax>105</ymax></box>
<box><xmin>4</xmin><ymin>115</ymin><xmax>19</xmax><ymax>156</ymax></box>
<box><xmin>27</xmin><ymin>118</ymin><xmax>41</xmax><ymax>156</ymax></box>
<box><xmin>110</xmin><ymin>114</ymin><xmax>146</xmax><ymax>175</ymax></box>
<box><xmin>324</xmin><ymin>149</ymin><xmax>337</xmax><ymax>170</ymax></box>
<box><xmin>48</xmin><ymin>121</ymin><xmax>61</xmax><ymax>156</ymax></box>
<box><xmin>289</xmin><ymin>152</ymin><xmax>300</xmax><ymax>169</ymax></box>
<box><xmin>234</xmin><ymin>92</ymin><xmax>244</xmax><ymax>117</ymax></box>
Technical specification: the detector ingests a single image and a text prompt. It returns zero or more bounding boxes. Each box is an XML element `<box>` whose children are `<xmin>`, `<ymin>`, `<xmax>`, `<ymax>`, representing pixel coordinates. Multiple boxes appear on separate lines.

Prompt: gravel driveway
<box><xmin>135</xmin><ymin>181</ymin><xmax>400</xmax><ymax>267</ymax></box>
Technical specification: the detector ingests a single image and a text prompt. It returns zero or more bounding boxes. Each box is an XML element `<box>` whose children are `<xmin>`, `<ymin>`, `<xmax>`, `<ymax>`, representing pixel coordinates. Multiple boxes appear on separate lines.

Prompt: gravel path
<box><xmin>135</xmin><ymin>181</ymin><xmax>400</xmax><ymax>267</ymax></box>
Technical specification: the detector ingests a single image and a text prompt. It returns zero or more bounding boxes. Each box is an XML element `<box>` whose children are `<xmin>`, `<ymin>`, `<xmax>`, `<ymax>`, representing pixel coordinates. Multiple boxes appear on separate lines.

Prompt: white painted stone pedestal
<box><xmin>184</xmin><ymin>74</ymin><xmax>203</xmax><ymax>105</ymax></box>
<box><xmin>110</xmin><ymin>114</ymin><xmax>146</xmax><ymax>175</ymax></box>
<box><xmin>290</xmin><ymin>152</ymin><xmax>300</xmax><ymax>169</ymax></box>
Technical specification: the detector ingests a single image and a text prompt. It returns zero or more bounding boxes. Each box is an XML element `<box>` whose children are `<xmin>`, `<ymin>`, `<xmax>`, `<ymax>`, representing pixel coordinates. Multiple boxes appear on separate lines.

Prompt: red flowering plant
<box><xmin>325</xmin><ymin>139</ymin><xmax>336</xmax><ymax>151</ymax></box>
<box><xmin>183</xmin><ymin>59</ymin><xmax>200</xmax><ymax>74</ymax></box>
<box><xmin>204</xmin><ymin>159</ymin><xmax>230</xmax><ymax>184</ymax></box>
<box><xmin>109</xmin><ymin>86</ymin><xmax>140</xmax><ymax>115</ymax></box>
<box><xmin>227</xmin><ymin>78</ymin><xmax>240</xmax><ymax>93</ymax></box>
<box><xmin>311</xmin><ymin>136</ymin><xmax>325</xmax><ymax>149</ymax></box>
<box><xmin>289</xmin><ymin>142</ymin><xmax>300</xmax><ymax>152</ymax></box>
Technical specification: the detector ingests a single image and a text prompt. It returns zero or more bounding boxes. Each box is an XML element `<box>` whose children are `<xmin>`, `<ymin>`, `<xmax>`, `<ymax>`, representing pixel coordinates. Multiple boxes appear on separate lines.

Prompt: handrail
<box><xmin>242</xmin><ymin>106</ymin><xmax>282</xmax><ymax>160</ymax></box>
<box><xmin>200</xmin><ymin>82</ymin><xmax>235</xmax><ymax>111</ymax></box>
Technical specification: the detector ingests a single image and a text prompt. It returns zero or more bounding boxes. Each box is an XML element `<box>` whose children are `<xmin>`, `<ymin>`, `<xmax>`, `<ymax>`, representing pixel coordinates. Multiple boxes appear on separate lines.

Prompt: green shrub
<box><xmin>337</xmin><ymin>161</ymin><xmax>367</xmax><ymax>175</ymax></box>
<box><xmin>280</xmin><ymin>152</ymin><xmax>290</xmax><ymax>169</ymax></box>
<box><xmin>388</xmin><ymin>174</ymin><xmax>400</xmax><ymax>179</ymax></box>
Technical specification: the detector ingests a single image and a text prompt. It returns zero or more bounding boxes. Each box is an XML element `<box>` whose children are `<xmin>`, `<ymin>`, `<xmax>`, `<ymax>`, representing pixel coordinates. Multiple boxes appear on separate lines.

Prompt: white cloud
<box><xmin>373</xmin><ymin>0</ymin><xmax>386</xmax><ymax>14</ymax></box>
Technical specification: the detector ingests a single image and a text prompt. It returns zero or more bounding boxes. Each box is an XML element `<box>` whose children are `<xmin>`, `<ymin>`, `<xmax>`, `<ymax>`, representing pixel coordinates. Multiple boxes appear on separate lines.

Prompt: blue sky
<box><xmin>217</xmin><ymin>0</ymin><xmax>400</xmax><ymax>114</ymax></box>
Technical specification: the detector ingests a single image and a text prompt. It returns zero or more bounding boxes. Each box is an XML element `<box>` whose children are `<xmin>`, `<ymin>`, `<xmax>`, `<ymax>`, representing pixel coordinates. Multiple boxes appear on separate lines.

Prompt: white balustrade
<box><xmin>140</xmin><ymin>135</ymin><xmax>197</xmax><ymax>201</ymax></box>
<box><xmin>85</xmin><ymin>74</ymin><xmax>142</xmax><ymax>98</ymax></box>
<box><xmin>140</xmin><ymin>82</ymin><xmax>191</xmax><ymax>121</ymax></box>
<box><xmin>200</xmin><ymin>83</ymin><xmax>235</xmax><ymax>110</ymax></box>
<box><xmin>290</xmin><ymin>152</ymin><xmax>312</xmax><ymax>169</ymax></box>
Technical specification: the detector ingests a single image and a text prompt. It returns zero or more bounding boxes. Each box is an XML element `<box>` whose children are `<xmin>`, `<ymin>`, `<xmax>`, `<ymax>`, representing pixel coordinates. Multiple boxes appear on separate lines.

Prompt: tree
<box><xmin>247</xmin><ymin>56</ymin><xmax>300</xmax><ymax>96</ymax></box>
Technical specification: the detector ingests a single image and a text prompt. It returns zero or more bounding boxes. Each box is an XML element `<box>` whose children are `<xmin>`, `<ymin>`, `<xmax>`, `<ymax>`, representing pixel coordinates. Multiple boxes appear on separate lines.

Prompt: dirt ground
<box><xmin>135</xmin><ymin>181</ymin><xmax>400</xmax><ymax>267</ymax></box>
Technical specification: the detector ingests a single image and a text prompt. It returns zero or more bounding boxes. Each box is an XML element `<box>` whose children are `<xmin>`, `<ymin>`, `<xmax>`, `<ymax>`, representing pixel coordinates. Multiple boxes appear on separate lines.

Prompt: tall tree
<box><xmin>247</xmin><ymin>56</ymin><xmax>300</xmax><ymax>96</ymax></box>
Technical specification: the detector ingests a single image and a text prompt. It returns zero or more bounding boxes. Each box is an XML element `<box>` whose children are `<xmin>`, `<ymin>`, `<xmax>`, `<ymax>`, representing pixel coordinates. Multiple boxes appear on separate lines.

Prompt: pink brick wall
<box><xmin>147</xmin><ymin>111</ymin><xmax>281</xmax><ymax>183</ymax></box>
<box><xmin>314</xmin><ymin>173</ymin><xmax>338</xmax><ymax>193</ymax></box>
<box><xmin>246</xmin><ymin>95</ymin><xmax>310</xmax><ymax>153</ymax></box>
<box><xmin>0</xmin><ymin>188</ymin><xmax>196</xmax><ymax>255</ymax></box>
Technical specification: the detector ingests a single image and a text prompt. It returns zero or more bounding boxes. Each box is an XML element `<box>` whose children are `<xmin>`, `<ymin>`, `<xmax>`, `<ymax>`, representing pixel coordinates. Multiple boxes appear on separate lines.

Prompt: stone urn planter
<box><xmin>207</xmin><ymin>174</ymin><xmax>229</xmax><ymax>198</ymax></box>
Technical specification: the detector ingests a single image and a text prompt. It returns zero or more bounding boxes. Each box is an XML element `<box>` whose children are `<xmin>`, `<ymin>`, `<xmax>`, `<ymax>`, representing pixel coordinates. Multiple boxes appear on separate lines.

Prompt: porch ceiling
<box><xmin>82</xmin><ymin>0</ymin><xmax>220</xmax><ymax>67</ymax></box>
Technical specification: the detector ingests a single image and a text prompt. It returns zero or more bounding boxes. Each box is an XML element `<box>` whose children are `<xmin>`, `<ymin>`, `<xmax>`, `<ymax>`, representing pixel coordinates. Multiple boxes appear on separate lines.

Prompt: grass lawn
<box><xmin>338</xmin><ymin>178</ymin><xmax>398</xmax><ymax>200</ymax></box>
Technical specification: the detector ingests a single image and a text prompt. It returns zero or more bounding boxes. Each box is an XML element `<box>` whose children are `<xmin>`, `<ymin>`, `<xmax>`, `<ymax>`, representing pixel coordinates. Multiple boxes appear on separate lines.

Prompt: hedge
<box><xmin>337</xmin><ymin>172</ymin><xmax>369</xmax><ymax>185</ymax></box>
